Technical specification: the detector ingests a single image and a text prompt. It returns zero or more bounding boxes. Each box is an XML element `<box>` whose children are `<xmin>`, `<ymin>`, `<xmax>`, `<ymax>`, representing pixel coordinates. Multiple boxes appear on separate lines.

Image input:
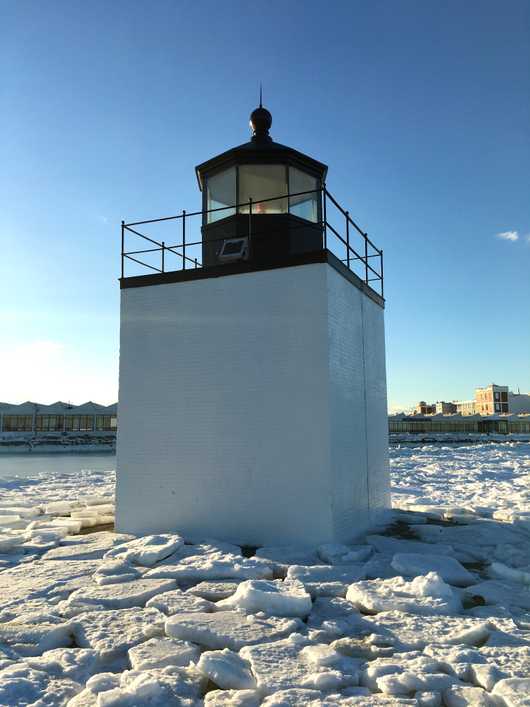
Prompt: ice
<box><xmin>240</xmin><ymin>633</ymin><xmax>360</xmax><ymax>694</ymax></box>
<box><xmin>187</xmin><ymin>580</ymin><xmax>242</xmax><ymax>601</ymax></box>
<box><xmin>165</xmin><ymin>611</ymin><xmax>300</xmax><ymax>650</ymax></box>
<box><xmin>86</xmin><ymin>665</ymin><xmax>206</xmax><ymax>706</ymax></box>
<box><xmin>367</xmin><ymin>534</ymin><xmax>455</xmax><ymax>556</ymax></box>
<box><xmin>491</xmin><ymin>677</ymin><xmax>530</xmax><ymax>705</ymax></box>
<box><xmin>443</xmin><ymin>685</ymin><xmax>497</xmax><ymax>706</ymax></box>
<box><xmin>59</xmin><ymin>577</ymin><xmax>176</xmax><ymax>616</ymax></box>
<box><xmin>42</xmin><ymin>532</ymin><xmax>133</xmax><ymax>561</ymax></box>
<box><xmin>260</xmin><ymin>688</ymin><xmax>324</xmax><ymax>705</ymax></box>
<box><xmin>0</xmin><ymin>663</ymin><xmax>81</xmax><ymax>706</ymax></box>
<box><xmin>346</xmin><ymin>572</ymin><xmax>462</xmax><ymax>615</ymax></box>
<box><xmin>0</xmin><ymin>533</ymin><xmax>26</xmax><ymax>553</ymax></box>
<box><xmin>489</xmin><ymin>561</ymin><xmax>530</xmax><ymax>586</ymax></box>
<box><xmin>0</xmin><ymin>621</ymin><xmax>75</xmax><ymax>656</ymax></box>
<box><xmin>254</xmin><ymin>545</ymin><xmax>320</xmax><ymax>569</ymax></box>
<box><xmin>216</xmin><ymin>579</ymin><xmax>312</xmax><ymax>617</ymax></box>
<box><xmin>317</xmin><ymin>543</ymin><xmax>373</xmax><ymax>564</ymax></box>
<box><xmin>204</xmin><ymin>689</ymin><xmax>261</xmax><ymax>706</ymax></box>
<box><xmin>391</xmin><ymin>553</ymin><xmax>475</xmax><ymax>587</ymax></box>
<box><xmin>376</xmin><ymin>670</ymin><xmax>461</xmax><ymax>694</ymax></box>
<box><xmin>197</xmin><ymin>648</ymin><xmax>256</xmax><ymax>689</ymax></box>
<box><xmin>93</xmin><ymin>559</ymin><xmax>143</xmax><ymax>585</ymax></box>
<box><xmin>287</xmin><ymin>564</ymin><xmax>366</xmax><ymax>597</ymax></box>
<box><xmin>24</xmin><ymin>647</ymin><xmax>105</xmax><ymax>684</ymax></box>
<box><xmin>128</xmin><ymin>636</ymin><xmax>201</xmax><ymax>670</ymax></box>
<box><xmin>146</xmin><ymin>587</ymin><xmax>214</xmax><ymax>614</ymax></box>
<box><xmin>464</xmin><ymin>580</ymin><xmax>530</xmax><ymax>611</ymax></box>
<box><xmin>146</xmin><ymin>551</ymin><xmax>273</xmax><ymax>581</ymax></box>
<box><xmin>71</xmin><ymin>607</ymin><xmax>165</xmax><ymax>660</ymax></box>
<box><xmin>103</xmin><ymin>534</ymin><xmax>184</xmax><ymax>566</ymax></box>
<box><xmin>66</xmin><ymin>672</ymin><xmax>121</xmax><ymax>706</ymax></box>
<box><xmin>362</xmin><ymin>611</ymin><xmax>493</xmax><ymax>650</ymax></box>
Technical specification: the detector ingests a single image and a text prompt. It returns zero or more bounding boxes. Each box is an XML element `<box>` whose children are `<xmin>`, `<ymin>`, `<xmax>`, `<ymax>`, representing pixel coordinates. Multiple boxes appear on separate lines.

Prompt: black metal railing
<box><xmin>121</xmin><ymin>187</ymin><xmax>384</xmax><ymax>297</ymax></box>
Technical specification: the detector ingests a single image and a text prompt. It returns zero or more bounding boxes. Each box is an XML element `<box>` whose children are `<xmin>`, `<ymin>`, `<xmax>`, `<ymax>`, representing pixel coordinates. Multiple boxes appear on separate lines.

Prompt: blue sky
<box><xmin>1</xmin><ymin>0</ymin><xmax>529</xmax><ymax>410</ymax></box>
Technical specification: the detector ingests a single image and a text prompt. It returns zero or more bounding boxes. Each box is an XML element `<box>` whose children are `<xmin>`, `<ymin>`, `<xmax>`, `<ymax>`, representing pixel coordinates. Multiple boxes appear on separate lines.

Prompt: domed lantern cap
<box><xmin>195</xmin><ymin>104</ymin><xmax>328</xmax><ymax>191</ymax></box>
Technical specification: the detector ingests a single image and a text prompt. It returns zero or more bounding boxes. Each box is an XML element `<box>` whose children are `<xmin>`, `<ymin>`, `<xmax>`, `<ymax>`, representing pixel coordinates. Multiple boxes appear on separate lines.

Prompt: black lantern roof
<box><xmin>195</xmin><ymin>103</ymin><xmax>328</xmax><ymax>190</ymax></box>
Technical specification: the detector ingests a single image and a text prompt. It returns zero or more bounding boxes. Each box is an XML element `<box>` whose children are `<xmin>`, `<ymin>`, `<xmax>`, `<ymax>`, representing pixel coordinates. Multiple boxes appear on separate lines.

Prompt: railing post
<box><xmin>194</xmin><ymin>258</ymin><xmax>198</xmax><ymax>269</ymax></box>
<box><xmin>345</xmin><ymin>210</ymin><xmax>350</xmax><ymax>269</ymax></box>
<box><xmin>380</xmin><ymin>249</ymin><xmax>384</xmax><ymax>298</ymax></box>
<box><xmin>248</xmin><ymin>197</ymin><xmax>252</xmax><ymax>257</ymax></box>
<box><xmin>161</xmin><ymin>241</ymin><xmax>165</xmax><ymax>273</ymax></box>
<box><xmin>322</xmin><ymin>185</ymin><xmax>327</xmax><ymax>250</ymax></box>
<box><xmin>182</xmin><ymin>210</ymin><xmax>186</xmax><ymax>270</ymax></box>
<box><xmin>364</xmin><ymin>235</ymin><xmax>369</xmax><ymax>284</ymax></box>
<box><xmin>121</xmin><ymin>221</ymin><xmax>125</xmax><ymax>279</ymax></box>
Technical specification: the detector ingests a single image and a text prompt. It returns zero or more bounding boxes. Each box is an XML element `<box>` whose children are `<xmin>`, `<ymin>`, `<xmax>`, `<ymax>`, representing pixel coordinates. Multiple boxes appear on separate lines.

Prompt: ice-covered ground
<box><xmin>0</xmin><ymin>442</ymin><xmax>528</xmax><ymax>705</ymax></box>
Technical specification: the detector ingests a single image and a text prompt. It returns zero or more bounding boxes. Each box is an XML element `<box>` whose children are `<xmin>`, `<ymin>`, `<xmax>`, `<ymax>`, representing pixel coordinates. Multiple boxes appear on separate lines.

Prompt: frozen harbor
<box><xmin>0</xmin><ymin>442</ymin><xmax>528</xmax><ymax>705</ymax></box>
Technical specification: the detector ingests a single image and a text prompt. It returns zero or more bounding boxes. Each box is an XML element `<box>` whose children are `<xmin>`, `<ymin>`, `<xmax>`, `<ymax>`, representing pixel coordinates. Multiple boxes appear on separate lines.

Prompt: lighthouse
<box><xmin>116</xmin><ymin>103</ymin><xmax>390</xmax><ymax>546</ymax></box>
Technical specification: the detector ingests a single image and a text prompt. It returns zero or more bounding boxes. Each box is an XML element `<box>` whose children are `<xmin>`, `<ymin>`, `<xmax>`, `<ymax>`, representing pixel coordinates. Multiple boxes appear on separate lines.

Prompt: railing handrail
<box><xmin>120</xmin><ymin>187</ymin><xmax>384</xmax><ymax>298</ymax></box>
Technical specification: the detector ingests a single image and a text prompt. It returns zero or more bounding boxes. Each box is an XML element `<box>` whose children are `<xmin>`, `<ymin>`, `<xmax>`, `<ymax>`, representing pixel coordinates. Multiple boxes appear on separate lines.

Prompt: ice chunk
<box><xmin>362</xmin><ymin>611</ymin><xmax>492</xmax><ymax>651</ymax></box>
<box><xmin>43</xmin><ymin>531</ymin><xmax>133</xmax><ymax>561</ymax></box>
<box><xmin>66</xmin><ymin>672</ymin><xmax>121</xmax><ymax>706</ymax></box>
<box><xmin>216</xmin><ymin>579</ymin><xmax>312</xmax><ymax>617</ymax></box>
<box><xmin>240</xmin><ymin>633</ymin><xmax>360</xmax><ymax>694</ymax></box>
<box><xmin>0</xmin><ymin>663</ymin><xmax>81</xmax><ymax>706</ymax></box>
<box><xmin>24</xmin><ymin>647</ymin><xmax>104</xmax><ymax>684</ymax></box>
<box><xmin>377</xmin><ymin>671</ymin><xmax>461</xmax><ymax>695</ymax></box>
<box><xmin>366</xmin><ymin>535</ymin><xmax>455</xmax><ymax>556</ymax></box>
<box><xmin>0</xmin><ymin>533</ymin><xmax>26</xmax><ymax>553</ymax></box>
<box><xmin>146</xmin><ymin>587</ymin><xmax>214</xmax><ymax>615</ymax></box>
<box><xmin>93</xmin><ymin>559</ymin><xmax>143</xmax><ymax>586</ymax></box>
<box><xmin>44</xmin><ymin>501</ymin><xmax>81</xmax><ymax>515</ymax></box>
<box><xmin>491</xmin><ymin>677</ymin><xmax>530</xmax><ymax>705</ymax></box>
<box><xmin>391</xmin><ymin>553</ymin><xmax>475</xmax><ymax>587</ymax></box>
<box><xmin>317</xmin><ymin>543</ymin><xmax>373</xmax><ymax>565</ymax></box>
<box><xmin>346</xmin><ymin>572</ymin><xmax>461</xmax><ymax>615</ymax></box>
<box><xmin>254</xmin><ymin>545</ymin><xmax>320</xmax><ymax>568</ymax></box>
<box><xmin>443</xmin><ymin>685</ymin><xmax>497</xmax><ymax>706</ymax></box>
<box><xmin>204</xmin><ymin>689</ymin><xmax>261</xmax><ymax>706</ymax></box>
<box><xmin>128</xmin><ymin>636</ymin><xmax>200</xmax><ymax>670</ymax></box>
<box><xmin>146</xmin><ymin>552</ymin><xmax>273</xmax><ymax>581</ymax></box>
<box><xmin>165</xmin><ymin>611</ymin><xmax>300</xmax><ymax>651</ymax></box>
<box><xmin>91</xmin><ymin>665</ymin><xmax>206</xmax><ymax>706</ymax></box>
<box><xmin>104</xmin><ymin>534</ymin><xmax>184</xmax><ymax>566</ymax></box>
<box><xmin>465</xmin><ymin>580</ymin><xmax>530</xmax><ymax>611</ymax></box>
<box><xmin>0</xmin><ymin>621</ymin><xmax>75</xmax><ymax>657</ymax></box>
<box><xmin>187</xmin><ymin>580</ymin><xmax>242</xmax><ymax>601</ymax></box>
<box><xmin>59</xmin><ymin>578</ymin><xmax>176</xmax><ymax>615</ymax></box>
<box><xmin>72</xmin><ymin>607</ymin><xmax>165</xmax><ymax>661</ymax></box>
<box><xmin>287</xmin><ymin>564</ymin><xmax>365</xmax><ymax>597</ymax></box>
<box><xmin>260</xmin><ymin>688</ymin><xmax>324</xmax><ymax>705</ymax></box>
<box><xmin>489</xmin><ymin>561</ymin><xmax>530</xmax><ymax>587</ymax></box>
<box><xmin>197</xmin><ymin>648</ymin><xmax>256</xmax><ymax>689</ymax></box>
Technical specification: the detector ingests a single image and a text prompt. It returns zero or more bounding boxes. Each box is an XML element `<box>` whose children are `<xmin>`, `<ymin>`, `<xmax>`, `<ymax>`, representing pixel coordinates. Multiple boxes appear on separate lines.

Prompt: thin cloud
<box><xmin>496</xmin><ymin>230</ymin><xmax>519</xmax><ymax>242</ymax></box>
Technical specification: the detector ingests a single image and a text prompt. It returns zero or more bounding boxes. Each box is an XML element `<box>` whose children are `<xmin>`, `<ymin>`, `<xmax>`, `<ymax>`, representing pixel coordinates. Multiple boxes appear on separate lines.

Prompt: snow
<box><xmin>0</xmin><ymin>440</ymin><xmax>529</xmax><ymax>704</ymax></box>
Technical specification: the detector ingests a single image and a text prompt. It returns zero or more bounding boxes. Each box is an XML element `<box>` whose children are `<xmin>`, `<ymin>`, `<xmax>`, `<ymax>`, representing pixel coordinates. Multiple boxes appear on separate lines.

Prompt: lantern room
<box><xmin>195</xmin><ymin>102</ymin><xmax>328</xmax><ymax>267</ymax></box>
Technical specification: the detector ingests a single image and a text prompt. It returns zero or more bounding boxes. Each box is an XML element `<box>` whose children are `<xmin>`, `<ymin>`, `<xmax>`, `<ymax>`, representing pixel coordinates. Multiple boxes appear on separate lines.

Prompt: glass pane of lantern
<box><xmin>289</xmin><ymin>167</ymin><xmax>319</xmax><ymax>222</ymax></box>
<box><xmin>207</xmin><ymin>167</ymin><xmax>236</xmax><ymax>223</ymax></box>
<box><xmin>239</xmin><ymin>165</ymin><xmax>288</xmax><ymax>214</ymax></box>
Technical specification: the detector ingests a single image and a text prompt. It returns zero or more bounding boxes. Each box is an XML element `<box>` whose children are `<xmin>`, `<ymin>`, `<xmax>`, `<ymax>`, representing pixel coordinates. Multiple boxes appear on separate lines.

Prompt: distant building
<box><xmin>509</xmin><ymin>392</ymin><xmax>530</xmax><ymax>414</ymax></box>
<box><xmin>435</xmin><ymin>401</ymin><xmax>457</xmax><ymax>415</ymax></box>
<box><xmin>0</xmin><ymin>401</ymin><xmax>117</xmax><ymax>436</ymax></box>
<box><xmin>474</xmin><ymin>384</ymin><xmax>509</xmax><ymax>415</ymax></box>
<box><xmin>414</xmin><ymin>401</ymin><xmax>436</xmax><ymax>415</ymax></box>
<box><xmin>456</xmin><ymin>399</ymin><xmax>476</xmax><ymax>416</ymax></box>
<box><xmin>389</xmin><ymin>413</ymin><xmax>530</xmax><ymax>435</ymax></box>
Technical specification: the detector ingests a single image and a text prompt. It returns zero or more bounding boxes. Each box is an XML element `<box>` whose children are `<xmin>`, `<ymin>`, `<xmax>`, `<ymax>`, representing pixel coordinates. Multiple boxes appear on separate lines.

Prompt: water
<box><xmin>0</xmin><ymin>452</ymin><xmax>116</xmax><ymax>480</ymax></box>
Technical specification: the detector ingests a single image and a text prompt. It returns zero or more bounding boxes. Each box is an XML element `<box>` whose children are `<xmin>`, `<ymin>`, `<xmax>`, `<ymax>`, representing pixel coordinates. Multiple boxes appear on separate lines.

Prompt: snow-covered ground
<box><xmin>0</xmin><ymin>442</ymin><xmax>528</xmax><ymax>705</ymax></box>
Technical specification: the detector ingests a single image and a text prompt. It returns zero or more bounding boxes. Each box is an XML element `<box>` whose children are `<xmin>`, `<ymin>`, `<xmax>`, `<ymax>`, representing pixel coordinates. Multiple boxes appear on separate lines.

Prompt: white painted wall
<box><xmin>116</xmin><ymin>262</ymin><xmax>390</xmax><ymax>545</ymax></box>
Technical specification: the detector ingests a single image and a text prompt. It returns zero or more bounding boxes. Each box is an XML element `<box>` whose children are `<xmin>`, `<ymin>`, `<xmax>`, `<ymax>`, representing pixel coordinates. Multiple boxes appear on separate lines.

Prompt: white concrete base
<box><xmin>116</xmin><ymin>262</ymin><xmax>390</xmax><ymax>546</ymax></box>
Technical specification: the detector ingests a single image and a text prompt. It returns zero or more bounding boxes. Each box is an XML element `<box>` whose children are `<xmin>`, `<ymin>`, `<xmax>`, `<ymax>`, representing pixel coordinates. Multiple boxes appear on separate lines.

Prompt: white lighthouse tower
<box><xmin>116</xmin><ymin>104</ymin><xmax>390</xmax><ymax>546</ymax></box>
